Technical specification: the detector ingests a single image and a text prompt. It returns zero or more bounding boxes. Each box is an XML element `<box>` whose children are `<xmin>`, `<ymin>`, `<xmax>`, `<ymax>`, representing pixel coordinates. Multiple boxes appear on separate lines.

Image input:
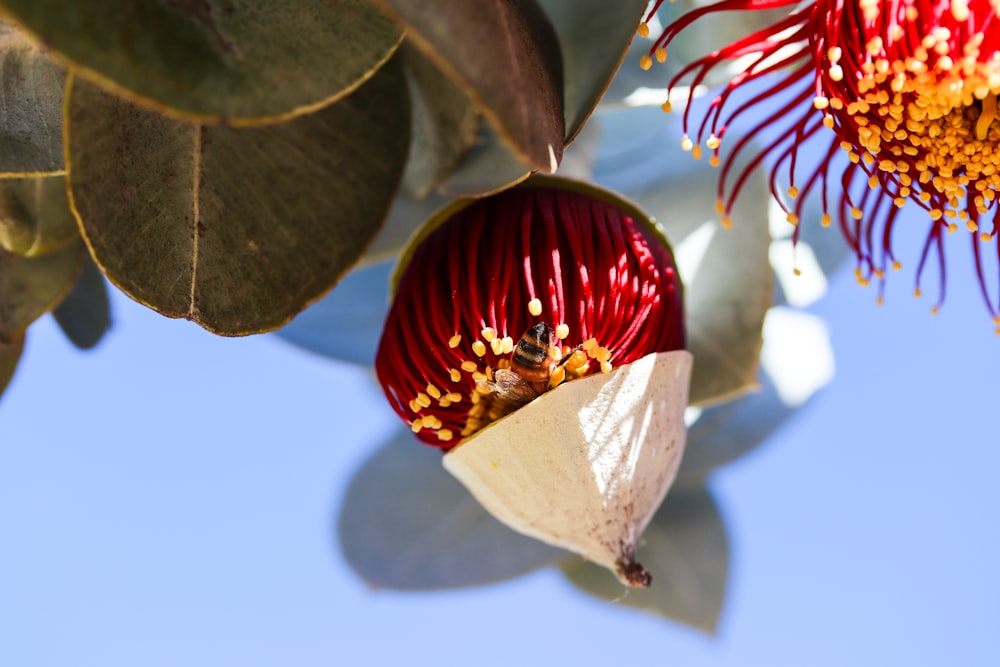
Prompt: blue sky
<box><xmin>2</xmin><ymin>220</ymin><xmax>998</xmax><ymax>666</ymax></box>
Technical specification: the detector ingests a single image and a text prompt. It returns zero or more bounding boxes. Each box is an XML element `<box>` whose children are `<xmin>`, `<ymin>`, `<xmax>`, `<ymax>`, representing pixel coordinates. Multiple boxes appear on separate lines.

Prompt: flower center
<box><xmin>820</xmin><ymin>14</ymin><xmax>1000</xmax><ymax>240</ymax></box>
<box><xmin>405</xmin><ymin>302</ymin><xmax>614</xmax><ymax>443</ymax></box>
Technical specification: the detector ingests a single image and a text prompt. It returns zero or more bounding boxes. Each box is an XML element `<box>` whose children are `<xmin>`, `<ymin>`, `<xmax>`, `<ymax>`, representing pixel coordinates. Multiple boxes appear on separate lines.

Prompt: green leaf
<box><xmin>0</xmin><ymin>238</ymin><xmax>82</xmax><ymax>338</ymax></box>
<box><xmin>537</xmin><ymin>0</ymin><xmax>648</xmax><ymax>141</ymax></box>
<box><xmin>400</xmin><ymin>42</ymin><xmax>479</xmax><ymax>198</ymax></box>
<box><xmin>0</xmin><ymin>0</ymin><xmax>402</xmax><ymax>122</ymax></box>
<box><xmin>66</xmin><ymin>57</ymin><xmax>410</xmax><ymax>336</ymax></box>
<box><xmin>0</xmin><ymin>174</ymin><xmax>78</xmax><ymax>257</ymax></box>
<box><xmin>0</xmin><ymin>19</ymin><xmax>65</xmax><ymax>174</ymax></box>
<box><xmin>339</xmin><ymin>428</ymin><xmax>565</xmax><ymax>589</ymax></box>
<box><xmin>562</xmin><ymin>488</ymin><xmax>728</xmax><ymax>632</ymax></box>
<box><xmin>437</xmin><ymin>123</ymin><xmax>533</xmax><ymax>197</ymax></box>
<box><xmin>0</xmin><ymin>328</ymin><xmax>24</xmax><ymax>400</ymax></box>
<box><xmin>52</xmin><ymin>252</ymin><xmax>110</xmax><ymax>350</ymax></box>
<box><xmin>374</xmin><ymin>0</ymin><xmax>564</xmax><ymax>172</ymax></box>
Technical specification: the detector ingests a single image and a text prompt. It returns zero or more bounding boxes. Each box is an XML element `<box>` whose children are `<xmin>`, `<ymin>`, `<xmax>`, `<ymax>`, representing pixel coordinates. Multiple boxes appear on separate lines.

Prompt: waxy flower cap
<box><xmin>642</xmin><ymin>0</ymin><xmax>1000</xmax><ymax>326</ymax></box>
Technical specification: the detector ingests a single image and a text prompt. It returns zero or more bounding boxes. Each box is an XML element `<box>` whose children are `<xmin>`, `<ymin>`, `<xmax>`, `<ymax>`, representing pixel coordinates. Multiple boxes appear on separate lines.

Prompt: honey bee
<box><xmin>476</xmin><ymin>322</ymin><xmax>559</xmax><ymax>408</ymax></box>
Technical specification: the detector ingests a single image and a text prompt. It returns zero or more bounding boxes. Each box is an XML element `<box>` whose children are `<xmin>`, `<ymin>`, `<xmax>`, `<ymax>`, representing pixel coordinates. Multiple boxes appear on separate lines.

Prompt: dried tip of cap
<box><xmin>616</xmin><ymin>556</ymin><xmax>651</xmax><ymax>588</ymax></box>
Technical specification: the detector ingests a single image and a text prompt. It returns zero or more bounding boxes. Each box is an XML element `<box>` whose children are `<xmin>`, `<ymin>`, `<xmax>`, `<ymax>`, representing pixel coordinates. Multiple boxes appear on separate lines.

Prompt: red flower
<box><xmin>375</xmin><ymin>179</ymin><xmax>685</xmax><ymax>448</ymax></box>
<box><xmin>643</xmin><ymin>0</ymin><xmax>1000</xmax><ymax>326</ymax></box>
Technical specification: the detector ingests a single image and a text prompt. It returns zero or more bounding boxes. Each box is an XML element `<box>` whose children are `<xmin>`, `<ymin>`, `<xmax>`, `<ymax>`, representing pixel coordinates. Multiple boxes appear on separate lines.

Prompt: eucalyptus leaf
<box><xmin>0</xmin><ymin>238</ymin><xmax>82</xmax><ymax>338</ymax></box>
<box><xmin>604</xmin><ymin>0</ymin><xmax>792</xmax><ymax>107</ymax></box>
<box><xmin>537</xmin><ymin>0</ymin><xmax>648</xmax><ymax>141</ymax></box>
<box><xmin>562</xmin><ymin>488</ymin><xmax>728</xmax><ymax>632</ymax></box>
<box><xmin>374</xmin><ymin>0</ymin><xmax>564</xmax><ymax>172</ymax></box>
<box><xmin>0</xmin><ymin>20</ymin><xmax>64</xmax><ymax>174</ymax></box>
<box><xmin>0</xmin><ymin>174</ymin><xmax>77</xmax><ymax>257</ymax></box>
<box><xmin>591</xmin><ymin>107</ymin><xmax>771</xmax><ymax>406</ymax></box>
<box><xmin>363</xmin><ymin>188</ymin><xmax>451</xmax><ymax>263</ymax></box>
<box><xmin>675</xmin><ymin>372</ymin><xmax>792</xmax><ymax>492</ymax></box>
<box><xmin>400</xmin><ymin>42</ymin><xmax>479</xmax><ymax>199</ymax></box>
<box><xmin>338</xmin><ymin>428</ymin><xmax>565</xmax><ymax>590</ymax></box>
<box><xmin>0</xmin><ymin>328</ymin><xmax>24</xmax><ymax>399</ymax></box>
<box><xmin>437</xmin><ymin>123</ymin><xmax>532</xmax><ymax>198</ymax></box>
<box><xmin>52</xmin><ymin>252</ymin><xmax>110</xmax><ymax>350</ymax></box>
<box><xmin>66</xmin><ymin>56</ymin><xmax>410</xmax><ymax>336</ymax></box>
<box><xmin>0</xmin><ymin>0</ymin><xmax>402</xmax><ymax>122</ymax></box>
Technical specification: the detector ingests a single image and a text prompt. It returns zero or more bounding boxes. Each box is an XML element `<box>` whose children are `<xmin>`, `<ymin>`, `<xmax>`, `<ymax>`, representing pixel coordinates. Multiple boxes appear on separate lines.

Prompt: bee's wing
<box><xmin>477</xmin><ymin>369</ymin><xmax>539</xmax><ymax>408</ymax></box>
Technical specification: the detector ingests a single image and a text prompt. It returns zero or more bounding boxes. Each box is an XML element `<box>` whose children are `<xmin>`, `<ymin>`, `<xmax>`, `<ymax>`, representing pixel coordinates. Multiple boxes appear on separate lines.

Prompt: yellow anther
<box><xmin>976</xmin><ymin>95</ymin><xmax>997</xmax><ymax>140</ymax></box>
<box><xmin>787</xmin><ymin>213</ymin><xmax>799</xmax><ymax>225</ymax></box>
<box><xmin>640</xmin><ymin>54</ymin><xmax>652</xmax><ymax>70</ymax></box>
<box><xmin>471</xmin><ymin>340</ymin><xmax>487</xmax><ymax>357</ymax></box>
<box><xmin>549</xmin><ymin>365</ymin><xmax>566</xmax><ymax>388</ymax></box>
<box><xmin>501</xmin><ymin>336</ymin><xmax>515</xmax><ymax>355</ymax></box>
<box><xmin>461</xmin><ymin>360</ymin><xmax>478</xmax><ymax>373</ymax></box>
<box><xmin>637</xmin><ymin>23</ymin><xmax>650</xmax><ymax>38</ymax></box>
<box><xmin>437</xmin><ymin>429</ymin><xmax>454</xmax><ymax>442</ymax></box>
<box><xmin>555</xmin><ymin>323</ymin><xmax>569</xmax><ymax>339</ymax></box>
<box><xmin>426</xmin><ymin>384</ymin><xmax>441</xmax><ymax>399</ymax></box>
<box><xmin>600</xmin><ymin>361</ymin><xmax>613</xmax><ymax>374</ymax></box>
<box><xmin>528</xmin><ymin>298</ymin><xmax>543</xmax><ymax>316</ymax></box>
<box><xmin>449</xmin><ymin>368</ymin><xmax>461</xmax><ymax>382</ymax></box>
<box><xmin>661</xmin><ymin>100</ymin><xmax>672</xmax><ymax>113</ymax></box>
<box><xmin>480</xmin><ymin>327</ymin><xmax>496</xmax><ymax>342</ymax></box>
<box><xmin>416</xmin><ymin>392</ymin><xmax>432</xmax><ymax>408</ymax></box>
<box><xmin>448</xmin><ymin>334</ymin><xmax>462</xmax><ymax>348</ymax></box>
<box><xmin>411</xmin><ymin>418</ymin><xmax>423</xmax><ymax>433</ymax></box>
<box><xmin>655</xmin><ymin>47</ymin><xmax>666</xmax><ymax>63</ymax></box>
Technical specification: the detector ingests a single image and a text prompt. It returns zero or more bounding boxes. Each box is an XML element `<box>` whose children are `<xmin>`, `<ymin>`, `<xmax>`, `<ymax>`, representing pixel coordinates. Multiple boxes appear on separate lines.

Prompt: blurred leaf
<box><xmin>374</xmin><ymin>0</ymin><xmax>564</xmax><ymax>172</ymax></box>
<box><xmin>0</xmin><ymin>328</ymin><xmax>24</xmax><ymax>399</ymax></box>
<box><xmin>437</xmin><ymin>123</ymin><xmax>533</xmax><ymax>197</ymax></box>
<box><xmin>677</xmin><ymin>307</ymin><xmax>834</xmax><ymax>489</ymax></box>
<box><xmin>0</xmin><ymin>238</ymin><xmax>82</xmax><ymax>338</ymax></box>
<box><xmin>562</xmin><ymin>488</ymin><xmax>728</xmax><ymax>632</ymax></box>
<box><xmin>604</xmin><ymin>1</ymin><xmax>791</xmax><ymax>106</ymax></box>
<box><xmin>537</xmin><ymin>0</ymin><xmax>648</xmax><ymax>141</ymax></box>
<box><xmin>400</xmin><ymin>42</ymin><xmax>479</xmax><ymax>199</ymax></box>
<box><xmin>52</xmin><ymin>252</ymin><xmax>110</xmax><ymax>350</ymax></box>
<box><xmin>675</xmin><ymin>372</ymin><xmax>791</xmax><ymax>492</ymax></box>
<box><xmin>0</xmin><ymin>0</ymin><xmax>402</xmax><ymax>122</ymax></box>
<box><xmin>0</xmin><ymin>174</ymin><xmax>77</xmax><ymax>256</ymax></box>
<box><xmin>0</xmin><ymin>20</ymin><xmax>64</xmax><ymax>174</ymax></box>
<box><xmin>363</xmin><ymin>189</ymin><xmax>451</xmax><ymax>263</ymax></box>
<box><xmin>616</xmin><ymin>125</ymin><xmax>771</xmax><ymax>406</ymax></box>
<box><xmin>680</xmin><ymin>180</ymin><xmax>771</xmax><ymax>406</ymax></box>
<box><xmin>278</xmin><ymin>260</ymin><xmax>391</xmax><ymax>367</ymax></box>
<box><xmin>339</xmin><ymin>428</ymin><xmax>565</xmax><ymax>589</ymax></box>
<box><xmin>66</xmin><ymin>57</ymin><xmax>410</xmax><ymax>336</ymax></box>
